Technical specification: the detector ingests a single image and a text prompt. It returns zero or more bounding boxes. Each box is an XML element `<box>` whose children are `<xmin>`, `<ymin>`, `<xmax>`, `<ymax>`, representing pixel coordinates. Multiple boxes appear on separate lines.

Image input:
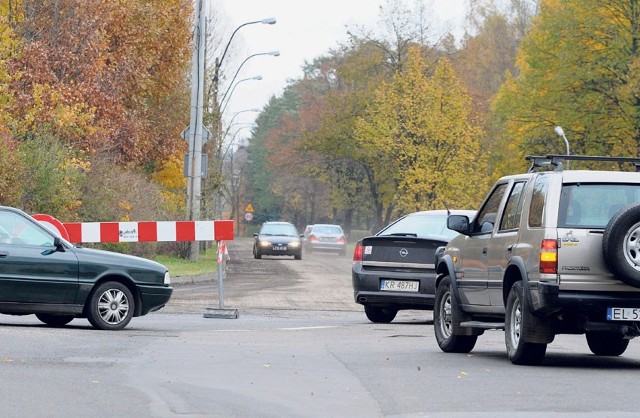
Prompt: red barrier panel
<box><xmin>58</xmin><ymin>220</ymin><xmax>234</xmax><ymax>243</ymax></box>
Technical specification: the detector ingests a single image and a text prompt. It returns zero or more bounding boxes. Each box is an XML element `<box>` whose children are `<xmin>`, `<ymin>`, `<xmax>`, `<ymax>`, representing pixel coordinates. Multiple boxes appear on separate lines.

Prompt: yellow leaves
<box><xmin>151</xmin><ymin>152</ymin><xmax>187</xmax><ymax>216</ymax></box>
<box><xmin>152</xmin><ymin>153</ymin><xmax>187</xmax><ymax>190</ymax></box>
<box><xmin>355</xmin><ymin>46</ymin><xmax>486</xmax><ymax>213</ymax></box>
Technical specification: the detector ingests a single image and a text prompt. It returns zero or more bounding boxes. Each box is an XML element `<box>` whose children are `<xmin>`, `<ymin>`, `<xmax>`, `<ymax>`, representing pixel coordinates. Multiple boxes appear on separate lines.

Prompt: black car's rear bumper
<box><xmin>352</xmin><ymin>265</ymin><xmax>437</xmax><ymax>310</ymax></box>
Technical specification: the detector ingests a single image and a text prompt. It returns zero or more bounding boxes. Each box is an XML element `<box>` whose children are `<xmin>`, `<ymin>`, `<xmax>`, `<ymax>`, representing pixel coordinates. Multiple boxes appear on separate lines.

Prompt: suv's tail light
<box><xmin>540</xmin><ymin>239</ymin><xmax>558</xmax><ymax>274</ymax></box>
<box><xmin>309</xmin><ymin>235</ymin><xmax>318</xmax><ymax>242</ymax></box>
<box><xmin>353</xmin><ymin>243</ymin><xmax>363</xmax><ymax>262</ymax></box>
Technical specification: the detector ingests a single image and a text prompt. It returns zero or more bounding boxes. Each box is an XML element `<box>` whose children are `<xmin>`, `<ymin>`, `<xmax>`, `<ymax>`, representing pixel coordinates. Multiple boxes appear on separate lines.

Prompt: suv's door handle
<box><xmin>482</xmin><ymin>247</ymin><xmax>488</xmax><ymax>255</ymax></box>
<box><xmin>507</xmin><ymin>244</ymin><xmax>514</xmax><ymax>252</ymax></box>
<box><xmin>0</xmin><ymin>251</ymin><xmax>8</xmax><ymax>258</ymax></box>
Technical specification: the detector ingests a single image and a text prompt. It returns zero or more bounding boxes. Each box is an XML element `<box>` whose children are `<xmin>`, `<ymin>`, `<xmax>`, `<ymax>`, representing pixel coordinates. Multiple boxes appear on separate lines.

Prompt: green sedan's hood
<box><xmin>70</xmin><ymin>246</ymin><xmax>168</xmax><ymax>284</ymax></box>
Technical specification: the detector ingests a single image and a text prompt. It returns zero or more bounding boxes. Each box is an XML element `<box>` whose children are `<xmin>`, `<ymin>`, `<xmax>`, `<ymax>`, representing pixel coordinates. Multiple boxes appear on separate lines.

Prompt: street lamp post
<box><xmin>213</xmin><ymin>125</ymin><xmax>255</xmax><ymax>221</ymax></box>
<box><xmin>219</xmin><ymin>76</ymin><xmax>262</xmax><ymax>115</ymax></box>
<box><xmin>211</xmin><ymin>18</ymin><xmax>276</xmax><ymax>103</ymax></box>
<box><xmin>219</xmin><ymin>51</ymin><xmax>279</xmax><ymax>114</ymax></box>
<box><xmin>187</xmin><ymin>16</ymin><xmax>276</xmax><ymax>261</ymax></box>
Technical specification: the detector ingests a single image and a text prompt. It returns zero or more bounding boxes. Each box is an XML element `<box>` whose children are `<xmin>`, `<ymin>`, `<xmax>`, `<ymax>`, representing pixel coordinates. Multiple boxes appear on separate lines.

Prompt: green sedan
<box><xmin>0</xmin><ymin>206</ymin><xmax>172</xmax><ymax>330</ymax></box>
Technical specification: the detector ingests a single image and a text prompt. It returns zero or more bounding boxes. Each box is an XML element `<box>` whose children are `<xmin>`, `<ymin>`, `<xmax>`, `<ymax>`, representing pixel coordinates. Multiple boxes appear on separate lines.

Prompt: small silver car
<box><xmin>305</xmin><ymin>224</ymin><xmax>347</xmax><ymax>255</ymax></box>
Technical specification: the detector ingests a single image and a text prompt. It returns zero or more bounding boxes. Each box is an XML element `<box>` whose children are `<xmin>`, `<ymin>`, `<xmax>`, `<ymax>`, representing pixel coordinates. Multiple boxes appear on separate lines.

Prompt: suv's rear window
<box><xmin>558</xmin><ymin>183</ymin><xmax>640</xmax><ymax>228</ymax></box>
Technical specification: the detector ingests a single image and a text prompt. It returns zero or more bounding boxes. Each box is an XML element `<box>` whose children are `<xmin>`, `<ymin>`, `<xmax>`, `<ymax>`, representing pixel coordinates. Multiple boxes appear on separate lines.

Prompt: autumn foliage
<box><xmin>0</xmin><ymin>0</ymin><xmax>191</xmax><ymax>222</ymax></box>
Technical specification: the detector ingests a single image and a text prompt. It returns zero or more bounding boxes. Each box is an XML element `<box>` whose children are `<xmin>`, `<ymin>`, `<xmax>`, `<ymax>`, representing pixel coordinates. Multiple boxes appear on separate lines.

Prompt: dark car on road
<box><xmin>0</xmin><ymin>206</ymin><xmax>172</xmax><ymax>330</ymax></box>
<box><xmin>304</xmin><ymin>224</ymin><xmax>347</xmax><ymax>255</ymax></box>
<box><xmin>352</xmin><ymin>209</ymin><xmax>475</xmax><ymax>323</ymax></box>
<box><xmin>253</xmin><ymin>221</ymin><xmax>303</xmax><ymax>260</ymax></box>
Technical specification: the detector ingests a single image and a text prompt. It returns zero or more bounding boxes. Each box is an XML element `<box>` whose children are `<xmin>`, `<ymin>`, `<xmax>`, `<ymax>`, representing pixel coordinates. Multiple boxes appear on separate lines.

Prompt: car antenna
<box><xmin>442</xmin><ymin>201</ymin><xmax>451</xmax><ymax>216</ymax></box>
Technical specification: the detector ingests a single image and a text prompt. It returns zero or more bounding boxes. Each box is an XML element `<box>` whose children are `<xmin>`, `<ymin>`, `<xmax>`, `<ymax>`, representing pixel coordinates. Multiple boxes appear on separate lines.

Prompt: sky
<box><xmin>213</xmin><ymin>0</ymin><xmax>467</xmax><ymax>143</ymax></box>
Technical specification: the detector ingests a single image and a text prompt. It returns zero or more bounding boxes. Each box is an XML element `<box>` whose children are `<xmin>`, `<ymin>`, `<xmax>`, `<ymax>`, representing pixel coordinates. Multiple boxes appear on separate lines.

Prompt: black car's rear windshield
<box><xmin>559</xmin><ymin>183</ymin><xmax>640</xmax><ymax>228</ymax></box>
<box><xmin>379</xmin><ymin>214</ymin><xmax>458</xmax><ymax>239</ymax></box>
<box><xmin>260</xmin><ymin>224</ymin><xmax>298</xmax><ymax>236</ymax></box>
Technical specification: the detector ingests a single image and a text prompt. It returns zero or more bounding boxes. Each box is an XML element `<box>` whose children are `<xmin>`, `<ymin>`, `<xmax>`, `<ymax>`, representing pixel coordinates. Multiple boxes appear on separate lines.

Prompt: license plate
<box><xmin>380</xmin><ymin>279</ymin><xmax>419</xmax><ymax>292</ymax></box>
<box><xmin>273</xmin><ymin>246</ymin><xmax>287</xmax><ymax>251</ymax></box>
<box><xmin>607</xmin><ymin>307</ymin><xmax>640</xmax><ymax>321</ymax></box>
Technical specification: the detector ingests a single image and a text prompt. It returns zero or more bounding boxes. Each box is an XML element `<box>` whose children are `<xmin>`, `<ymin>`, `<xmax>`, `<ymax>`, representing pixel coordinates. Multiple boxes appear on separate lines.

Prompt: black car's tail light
<box><xmin>353</xmin><ymin>243</ymin><xmax>363</xmax><ymax>262</ymax></box>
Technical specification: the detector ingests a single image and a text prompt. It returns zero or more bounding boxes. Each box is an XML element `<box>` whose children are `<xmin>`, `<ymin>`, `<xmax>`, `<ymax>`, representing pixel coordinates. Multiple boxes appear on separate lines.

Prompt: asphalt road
<box><xmin>167</xmin><ymin>237</ymin><xmax>364</xmax><ymax>315</ymax></box>
<box><xmin>3</xmin><ymin>238</ymin><xmax>640</xmax><ymax>417</ymax></box>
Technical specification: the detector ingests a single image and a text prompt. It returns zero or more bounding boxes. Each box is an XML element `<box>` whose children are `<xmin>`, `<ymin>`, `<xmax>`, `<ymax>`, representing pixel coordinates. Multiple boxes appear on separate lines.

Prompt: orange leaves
<box><xmin>6</xmin><ymin>0</ymin><xmax>191</xmax><ymax>166</ymax></box>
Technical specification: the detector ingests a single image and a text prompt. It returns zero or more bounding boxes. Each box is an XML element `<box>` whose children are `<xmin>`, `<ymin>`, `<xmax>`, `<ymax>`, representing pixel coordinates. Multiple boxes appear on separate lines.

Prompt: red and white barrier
<box><xmin>32</xmin><ymin>214</ymin><xmax>233</xmax><ymax>243</ymax></box>
<box><xmin>63</xmin><ymin>220</ymin><xmax>234</xmax><ymax>243</ymax></box>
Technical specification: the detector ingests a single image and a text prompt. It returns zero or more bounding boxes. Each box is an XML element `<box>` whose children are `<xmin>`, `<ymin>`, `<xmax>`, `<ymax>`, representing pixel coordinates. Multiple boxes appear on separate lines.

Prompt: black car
<box><xmin>352</xmin><ymin>209</ymin><xmax>475</xmax><ymax>323</ymax></box>
<box><xmin>0</xmin><ymin>206</ymin><xmax>172</xmax><ymax>330</ymax></box>
<box><xmin>253</xmin><ymin>221</ymin><xmax>303</xmax><ymax>260</ymax></box>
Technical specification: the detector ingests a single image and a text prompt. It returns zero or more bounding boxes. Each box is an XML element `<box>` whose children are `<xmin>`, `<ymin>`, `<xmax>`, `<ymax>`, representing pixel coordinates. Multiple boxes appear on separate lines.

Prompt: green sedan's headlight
<box><xmin>164</xmin><ymin>271</ymin><xmax>171</xmax><ymax>285</ymax></box>
<box><xmin>259</xmin><ymin>240</ymin><xmax>272</xmax><ymax>247</ymax></box>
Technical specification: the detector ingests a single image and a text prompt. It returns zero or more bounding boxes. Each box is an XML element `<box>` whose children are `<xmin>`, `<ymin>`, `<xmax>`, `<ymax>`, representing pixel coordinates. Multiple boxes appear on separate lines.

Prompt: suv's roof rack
<box><xmin>525</xmin><ymin>154</ymin><xmax>640</xmax><ymax>172</ymax></box>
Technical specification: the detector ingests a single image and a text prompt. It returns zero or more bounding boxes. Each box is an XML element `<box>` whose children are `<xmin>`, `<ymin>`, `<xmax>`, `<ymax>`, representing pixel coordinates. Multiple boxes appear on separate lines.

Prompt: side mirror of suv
<box><xmin>447</xmin><ymin>215</ymin><xmax>471</xmax><ymax>234</ymax></box>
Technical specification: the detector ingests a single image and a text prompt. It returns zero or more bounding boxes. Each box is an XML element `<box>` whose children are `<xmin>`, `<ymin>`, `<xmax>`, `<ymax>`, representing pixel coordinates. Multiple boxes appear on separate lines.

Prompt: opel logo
<box><xmin>399</xmin><ymin>248</ymin><xmax>408</xmax><ymax>257</ymax></box>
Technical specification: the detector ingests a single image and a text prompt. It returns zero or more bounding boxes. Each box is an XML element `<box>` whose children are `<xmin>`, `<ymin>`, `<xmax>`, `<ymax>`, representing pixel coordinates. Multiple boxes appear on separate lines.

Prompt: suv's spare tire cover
<box><xmin>603</xmin><ymin>203</ymin><xmax>640</xmax><ymax>288</ymax></box>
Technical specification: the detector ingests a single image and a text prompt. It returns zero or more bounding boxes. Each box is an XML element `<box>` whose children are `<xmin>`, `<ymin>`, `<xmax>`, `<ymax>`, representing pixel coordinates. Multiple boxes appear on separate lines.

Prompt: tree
<box><xmin>355</xmin><ymin>47</ymin><xmax>486</xmax><ymax>222</ymax></box>
<box><xmin>493</xmin><ymin>0</ymin><xmax>640</xmax><ymax>162</ymax></box>
<box><xmin>7</xmin><ymin>0</ymin><xmax>191</xmax><ymax>166</ymax></box>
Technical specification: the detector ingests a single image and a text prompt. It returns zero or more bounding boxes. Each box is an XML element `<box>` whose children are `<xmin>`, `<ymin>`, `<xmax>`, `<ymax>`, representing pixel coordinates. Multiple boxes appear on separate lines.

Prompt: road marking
<box><xmin>280</xmin><ymin>326</ymin><xmax>337</xmax><ymax>331</ymax></box>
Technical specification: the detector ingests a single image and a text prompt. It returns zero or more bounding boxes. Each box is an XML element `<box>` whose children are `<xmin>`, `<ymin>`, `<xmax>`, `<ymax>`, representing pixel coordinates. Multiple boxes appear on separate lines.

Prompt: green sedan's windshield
<box><xmin>0</xmin><ymin>210</ymin><xmax>55</xmax><ymax>246</ymax></box>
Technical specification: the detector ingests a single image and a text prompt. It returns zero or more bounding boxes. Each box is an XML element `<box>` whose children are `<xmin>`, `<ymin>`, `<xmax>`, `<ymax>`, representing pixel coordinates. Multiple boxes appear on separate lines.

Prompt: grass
<box><xmin>153</xmin><ymin>251</ymin><xmax>217</xmax><ymax>277</ymax></box>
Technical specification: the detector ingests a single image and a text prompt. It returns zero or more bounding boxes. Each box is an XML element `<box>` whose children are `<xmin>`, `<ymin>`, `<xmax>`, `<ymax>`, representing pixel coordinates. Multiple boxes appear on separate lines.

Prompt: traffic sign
<box><xmin>244</xmin><ymin>212</ymin><xmax>254</xmax><ymax>221</ymax></box>
<box><xmin>245</xmin><ymin>203</ymin><xmax>254</xmax><ymax>212</ymax></box>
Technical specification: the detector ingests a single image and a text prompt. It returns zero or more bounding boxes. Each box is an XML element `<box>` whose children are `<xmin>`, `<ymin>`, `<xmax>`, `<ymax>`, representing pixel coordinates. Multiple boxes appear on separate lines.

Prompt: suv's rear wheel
<box><xmin>505</xmin><ymin>281</ymin><xmax>547</xmax><ymax>365</ymax></box>
<box><xmin>586</xmin><ymin>332</ymin><xmax>629</xmax><ymax>356</ymax></box>
<box><xmin>603</xmin><ymin>204</ymin><xmax>640</xmax><ymax>288</ymax></box>
<box><xmin>434</xmin><ymin>276</ymin><xmax>477</xmax><ymax>353</ymax></box>
<box><xmin>364</xmin><ymin>305</ymin><xmax>397</xmax><ymax>323</ymax></box>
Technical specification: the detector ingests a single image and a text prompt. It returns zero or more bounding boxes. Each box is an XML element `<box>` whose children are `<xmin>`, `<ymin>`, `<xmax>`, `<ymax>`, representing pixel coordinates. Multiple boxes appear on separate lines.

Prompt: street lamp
<box><xmin>226</xmin><ymin>108</ymin><xmax>260</xmax><ymax>127</ymax></box>
<box><xmin>554</xmin><ymin>126</ymin><xmax>571</xmax><ymax>156</ymax></box>
<box><xmin>219</xmin><ymin>51</ymin><xmax>279</xmax><ymax>113</ymax></box>
<box><xmin>223</xmin><ymin>125</ymin><xmax>255</xmax><ymax>160</ymax></box>
<box><xmin>216</xmin><ymin>18</ymin><xmax>276</xmax><ymax>79</ymax></box>
<box><xmin>219</xmin><ymin>76</ymin><xmax>263</xmax><ymax>115</ymax></box>
<box><xmin>212</xmin><ymin>18</ymin><xmax>276</xmax><ymax>100</ymax></box>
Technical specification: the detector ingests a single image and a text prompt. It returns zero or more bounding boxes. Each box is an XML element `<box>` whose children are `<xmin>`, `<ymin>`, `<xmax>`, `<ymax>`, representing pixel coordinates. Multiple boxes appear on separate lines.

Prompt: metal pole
<box><xmin>187</xmin><ymin>0</ymin><xmax>206</xmax><ymax>261</ymax></box>
<box><xmin>204</xmin><ymin>241</ymin><xmax>238</xmax><ymax>319</ymax></box>
<box><xmin>218</xmin><ymin>241</ymin><xmax>225</xmax><ymax>309</ymax></box>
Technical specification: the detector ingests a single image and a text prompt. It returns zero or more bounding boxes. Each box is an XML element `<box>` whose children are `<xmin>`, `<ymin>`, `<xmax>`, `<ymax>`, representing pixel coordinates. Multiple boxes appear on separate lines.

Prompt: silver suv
<box><xmin>434</xmin><ymin>155</ymin><xmax>640</xmax><ymax>365</ymax></box>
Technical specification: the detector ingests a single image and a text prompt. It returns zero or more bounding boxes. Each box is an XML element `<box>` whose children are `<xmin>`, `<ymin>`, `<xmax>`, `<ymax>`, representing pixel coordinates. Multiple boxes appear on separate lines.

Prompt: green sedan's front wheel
<box><xmin>87</xmin><ymin>281</ymin><xmax>135</xmax><ymax>330</ymax></box>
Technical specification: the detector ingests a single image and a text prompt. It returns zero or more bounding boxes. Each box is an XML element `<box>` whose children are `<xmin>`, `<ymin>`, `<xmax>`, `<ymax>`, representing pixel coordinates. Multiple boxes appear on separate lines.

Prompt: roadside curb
<box><xmin>171</xmin><ymin>274</ymin><xmax>215</xmax><ymax>285</ymax></box>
